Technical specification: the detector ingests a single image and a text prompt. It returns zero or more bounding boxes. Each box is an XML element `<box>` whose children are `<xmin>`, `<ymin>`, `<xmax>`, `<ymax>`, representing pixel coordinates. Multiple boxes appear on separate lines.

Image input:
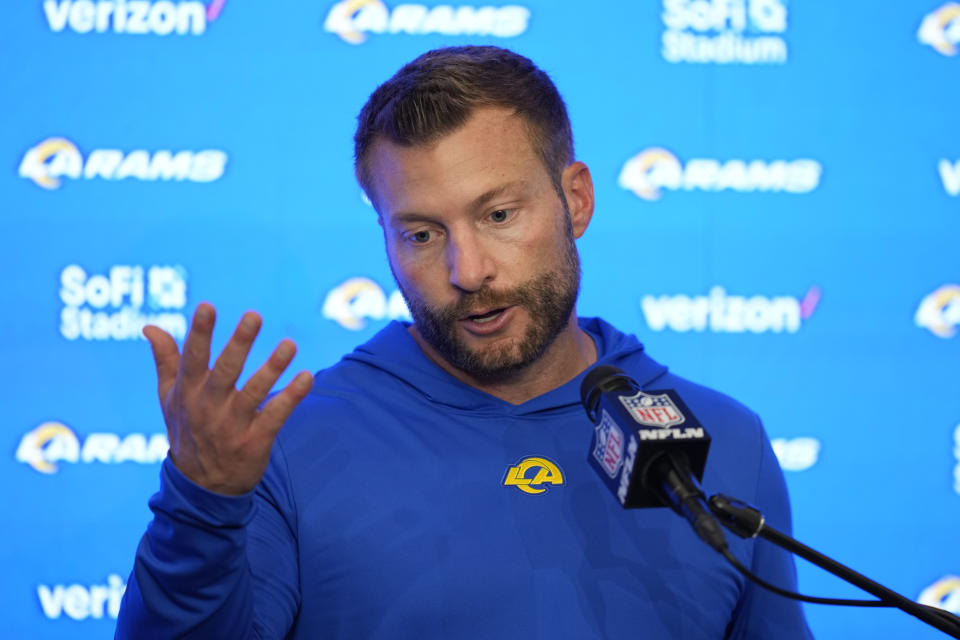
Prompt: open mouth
<box><xmin>466</xmin><ymin>308</ymin><xmax>507</xmax><ymax>324</ymax></box>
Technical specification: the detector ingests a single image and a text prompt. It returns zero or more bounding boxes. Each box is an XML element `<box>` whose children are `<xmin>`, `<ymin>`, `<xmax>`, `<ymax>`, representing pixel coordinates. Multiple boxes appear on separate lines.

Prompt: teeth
<box><xmin>471</xmin><ymin>310</ymin><xmax>502</xmax><ymax>323</ymax></box>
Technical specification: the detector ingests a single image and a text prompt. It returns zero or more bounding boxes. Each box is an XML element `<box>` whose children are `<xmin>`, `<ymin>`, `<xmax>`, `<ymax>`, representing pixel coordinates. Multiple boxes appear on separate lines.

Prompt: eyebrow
<box><xmin>468</xmin><ymin>180</ymin><xmax>529</xmax><ymax>210</ymax></box>
<box><xmin>391</xmin><ymin>180</ymin><xmax>530</xmax><ymax>224</ymax></box>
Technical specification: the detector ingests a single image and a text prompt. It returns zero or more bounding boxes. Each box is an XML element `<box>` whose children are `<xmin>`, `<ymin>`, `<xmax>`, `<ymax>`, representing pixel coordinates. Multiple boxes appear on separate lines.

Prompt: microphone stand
<box><xmin>708</xmin><ymin>495</ymin><xmax>960</xmax><ymax>639</ymax></box>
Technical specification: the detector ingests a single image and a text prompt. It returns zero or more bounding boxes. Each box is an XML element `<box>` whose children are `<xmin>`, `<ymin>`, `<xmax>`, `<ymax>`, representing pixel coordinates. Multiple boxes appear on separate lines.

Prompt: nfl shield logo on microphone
<box><xmin>592</xmin><ymin>411</ymin><xmax>625</xmax><ymax>478</ymax></box>
<box><xmin>619</xmin><ymin>391</ymin><xmax>686</xmax><ymax>429</ymax></box>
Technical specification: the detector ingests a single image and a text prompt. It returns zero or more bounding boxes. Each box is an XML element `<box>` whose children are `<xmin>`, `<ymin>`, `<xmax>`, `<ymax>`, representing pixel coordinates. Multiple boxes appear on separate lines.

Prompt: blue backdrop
<box><xmin>2</xmin><ymin>1</ymin><xmax>959</xmax><ymax>637</ymax></box>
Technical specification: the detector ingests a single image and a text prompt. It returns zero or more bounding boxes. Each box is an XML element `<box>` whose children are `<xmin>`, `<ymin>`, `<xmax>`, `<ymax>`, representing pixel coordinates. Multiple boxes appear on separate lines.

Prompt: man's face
<box><xmin>367</xmin><ymin>107</ymin><xmax>584</xmax><ymax>381</ymax></box>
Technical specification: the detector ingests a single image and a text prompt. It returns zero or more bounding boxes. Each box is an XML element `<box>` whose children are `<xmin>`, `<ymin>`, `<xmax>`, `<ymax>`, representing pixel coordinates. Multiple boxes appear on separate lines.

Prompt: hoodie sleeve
<box><xmin>726</xmin><ymin>414</ymin><xmax>814</xmax><ymax>640</ymax></box>
<box><xmin>114</xmin><ymin>442</ymin><xmax>300</xmax><ymax>639</ymax></box>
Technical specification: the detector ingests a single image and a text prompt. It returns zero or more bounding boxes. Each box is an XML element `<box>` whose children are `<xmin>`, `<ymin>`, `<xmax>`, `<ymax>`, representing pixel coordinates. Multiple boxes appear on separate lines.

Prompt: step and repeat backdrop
<box><xmin>2</xmin><ymin>1</ymin><xmax>958</xmax><ymax>638</ymax></box>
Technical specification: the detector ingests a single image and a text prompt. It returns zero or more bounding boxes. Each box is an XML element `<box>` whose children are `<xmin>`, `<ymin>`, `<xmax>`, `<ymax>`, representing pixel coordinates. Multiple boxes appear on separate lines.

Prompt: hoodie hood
<box><xmin>335</xmin><ymin>317</ymin><xmax>668</xmax><ymax>417</ymax></box>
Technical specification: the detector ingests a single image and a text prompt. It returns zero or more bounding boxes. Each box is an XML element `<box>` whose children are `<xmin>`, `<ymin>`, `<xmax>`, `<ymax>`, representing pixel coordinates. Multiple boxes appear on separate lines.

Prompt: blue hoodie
<box><xmin>117</xmin><ymin>318</ymin><xmax>812</xmax><ymax>639</ymax></box>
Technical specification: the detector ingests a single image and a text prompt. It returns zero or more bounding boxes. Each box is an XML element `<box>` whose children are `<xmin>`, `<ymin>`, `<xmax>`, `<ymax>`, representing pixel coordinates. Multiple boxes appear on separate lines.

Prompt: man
<box><xmin>116</xmin><ymin>46</ymin><xmax>812</xmax><ymax>638</ymax></box>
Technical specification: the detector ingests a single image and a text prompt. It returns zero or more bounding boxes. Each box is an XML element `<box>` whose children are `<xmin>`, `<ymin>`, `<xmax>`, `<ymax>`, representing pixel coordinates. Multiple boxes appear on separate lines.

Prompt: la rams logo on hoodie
<box><xmin>502</xmin><ymin>456</ymin><xmax>564</xmax><ymax>494</ymax></box>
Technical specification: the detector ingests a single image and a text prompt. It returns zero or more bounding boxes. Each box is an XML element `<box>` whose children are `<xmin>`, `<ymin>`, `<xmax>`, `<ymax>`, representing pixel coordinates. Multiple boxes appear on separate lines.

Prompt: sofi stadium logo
<box><xmin>16</xmin><ymin>422</ymin><xmax>168</xmax><ymax>474</ymax></box>
<box><xmin>38</xmin><ymin>574</ymin><xmax>126</xmax><ymax>621</ymax></box>
<box><xmin>19</xmin><ymin>137</ymin><xmax>227</xmax><ymax>190</ymax></box>
<box><xmin>323</xmin><ymin>1</ymin><xmax>530</xmax><ymax>44</ymax></box>
<box><xmin>60</xmin><ymin>264</ymin><xmax>188</xmax><ymax>341</ymax></box>
<box><xmin>915</xmin><ymin>284</ymin><xmax>960</xmax><ymax>338</ymax></box>
<box><xmin>641</xmin><ymin>285</ymin><xmax>821</xmax><ymax>334</ymax></box>
<box><xmin>662</xmin><ymin>0</ymin><xmax>788</xmax><ymax>64</ymax></box>
<box><xmin>322</xmin><ymin>277</ymin><xmax>411</xmax><ymax>330</ymax></box>
<box><xmin>619</xmin><ymin>148</ymin><xmax>821</xmax><ymax>200</ymax></box>
<box><xmin>43</xmin><ymin>0</ymin><xmax>227</xmax><ymax>35</ymax></box>
<box><xmin>918</xmin><ymin>3</ymin><xmax>960</xmax><ymax>56</ymax></box>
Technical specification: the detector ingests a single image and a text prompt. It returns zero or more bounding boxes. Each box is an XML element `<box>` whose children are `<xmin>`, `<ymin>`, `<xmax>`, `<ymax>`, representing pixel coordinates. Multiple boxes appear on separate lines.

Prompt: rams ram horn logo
<box><xmin>502</xmin><ymin>456</ymin><xmax>564</xmax><ymax>494</ymax></box>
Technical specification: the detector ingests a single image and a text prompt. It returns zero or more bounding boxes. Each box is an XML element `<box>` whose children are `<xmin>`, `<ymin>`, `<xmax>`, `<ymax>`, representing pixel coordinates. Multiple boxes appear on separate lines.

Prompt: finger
<box><xmin>207</xmin><ymin>311</ymin><xmax>262</xmax><ymax>395</ymax></box>
<box><xmin>143</xmin><ymin>325</ymin><xmax>180</xmax><ymax>400</ymax></box>
<box><xmin>180</xmin><ymin>303</ymin><xmax>216</xmax><ymax>385</ymax></box>
<box><xmin>234</xmin><ymin>339</ymin><xmax>297</xmax><ymax>416</ymax></box>
<box><xmin>255</xmin><ymin>371</ymin><xmax>314</xmax><ymax>435</ymax></box>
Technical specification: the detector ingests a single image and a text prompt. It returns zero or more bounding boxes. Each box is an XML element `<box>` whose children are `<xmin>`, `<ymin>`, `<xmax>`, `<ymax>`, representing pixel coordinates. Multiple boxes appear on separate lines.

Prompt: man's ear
<box><xmin>561</xmin><ymin>161</ymin><xmax>595</xmax><ymax>239</ymax></box>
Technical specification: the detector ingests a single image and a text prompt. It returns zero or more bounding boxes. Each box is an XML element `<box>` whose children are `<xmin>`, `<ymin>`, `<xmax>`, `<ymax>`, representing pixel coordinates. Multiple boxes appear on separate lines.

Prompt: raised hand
<box><xmin>143</xmin><ymin>302</ymin><xmax>314</xmax><ymax>495</ymax></box>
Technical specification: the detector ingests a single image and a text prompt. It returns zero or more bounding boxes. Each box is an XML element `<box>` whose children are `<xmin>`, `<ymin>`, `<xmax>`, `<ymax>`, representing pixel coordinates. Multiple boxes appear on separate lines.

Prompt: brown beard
<box><xmin>396</xmin><ymin>222</ymin><xmax>581</xmax><ymax>382</ymax></box>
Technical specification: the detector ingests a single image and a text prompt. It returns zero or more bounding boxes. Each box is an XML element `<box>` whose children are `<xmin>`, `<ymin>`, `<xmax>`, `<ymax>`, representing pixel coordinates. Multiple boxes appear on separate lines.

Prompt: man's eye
<box><xmin>490</xmin><ymin>209</ymin><xmax>510</xmax><ymax>223</ymax></box>
<box><xmin>409</xmin><ymin>230</ymin><xmax>432</xmax><ymax>244</ymax></box>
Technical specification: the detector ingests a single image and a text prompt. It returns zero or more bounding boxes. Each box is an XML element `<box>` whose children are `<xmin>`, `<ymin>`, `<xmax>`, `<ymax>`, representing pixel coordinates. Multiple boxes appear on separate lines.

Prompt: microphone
<box><xmin>580</xmin><ymin>365</ymin><xmax>727</xmax><ymax>552</ymax></box>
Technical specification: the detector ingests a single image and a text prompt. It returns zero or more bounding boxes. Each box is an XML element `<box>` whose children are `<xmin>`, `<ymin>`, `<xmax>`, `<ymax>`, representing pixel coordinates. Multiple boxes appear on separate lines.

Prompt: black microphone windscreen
<box><xmin>579</xmin><ymin>365</ymin><xmax>636</xmax><ymax>419</ymax></box>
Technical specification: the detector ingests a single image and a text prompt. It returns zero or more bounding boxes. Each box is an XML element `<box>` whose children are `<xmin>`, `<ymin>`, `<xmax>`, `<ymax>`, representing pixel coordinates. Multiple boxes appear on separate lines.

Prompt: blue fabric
<box><xmin>116</xmin><ymin>318</ymin><xmax>812</xmax><ymax>639</ymax></box>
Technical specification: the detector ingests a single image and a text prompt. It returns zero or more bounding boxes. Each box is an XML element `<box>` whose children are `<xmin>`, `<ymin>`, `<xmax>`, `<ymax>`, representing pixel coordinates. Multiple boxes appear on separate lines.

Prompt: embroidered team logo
<box><xmin>619</xmin><ymin>391</ymin><xmax>686</xmax><ymax>428</ymax></box>
<box><xmin>503</xmin><ymin>456</ymin><xmax>564</xmax><ymax>494</ymax></box>
<box><xmin>592</xmin><ymin>411</ymin><xmax>625</xmax><ymax>478</ymax></box>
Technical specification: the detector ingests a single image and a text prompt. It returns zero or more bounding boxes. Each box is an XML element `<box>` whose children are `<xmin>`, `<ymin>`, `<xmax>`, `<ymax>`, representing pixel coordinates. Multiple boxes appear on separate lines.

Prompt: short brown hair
<box><xmin>354</xmin><ymin>45</ymin><xmax>574</xmax><ymax>204</ymax></box>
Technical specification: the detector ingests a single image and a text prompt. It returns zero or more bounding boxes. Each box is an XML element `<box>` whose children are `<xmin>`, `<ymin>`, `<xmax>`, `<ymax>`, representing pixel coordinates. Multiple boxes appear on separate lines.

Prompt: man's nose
<box><xmin>446</xmin><ymin>230</ymin><xmax>496</xmax><ymax>293</ymax></box>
